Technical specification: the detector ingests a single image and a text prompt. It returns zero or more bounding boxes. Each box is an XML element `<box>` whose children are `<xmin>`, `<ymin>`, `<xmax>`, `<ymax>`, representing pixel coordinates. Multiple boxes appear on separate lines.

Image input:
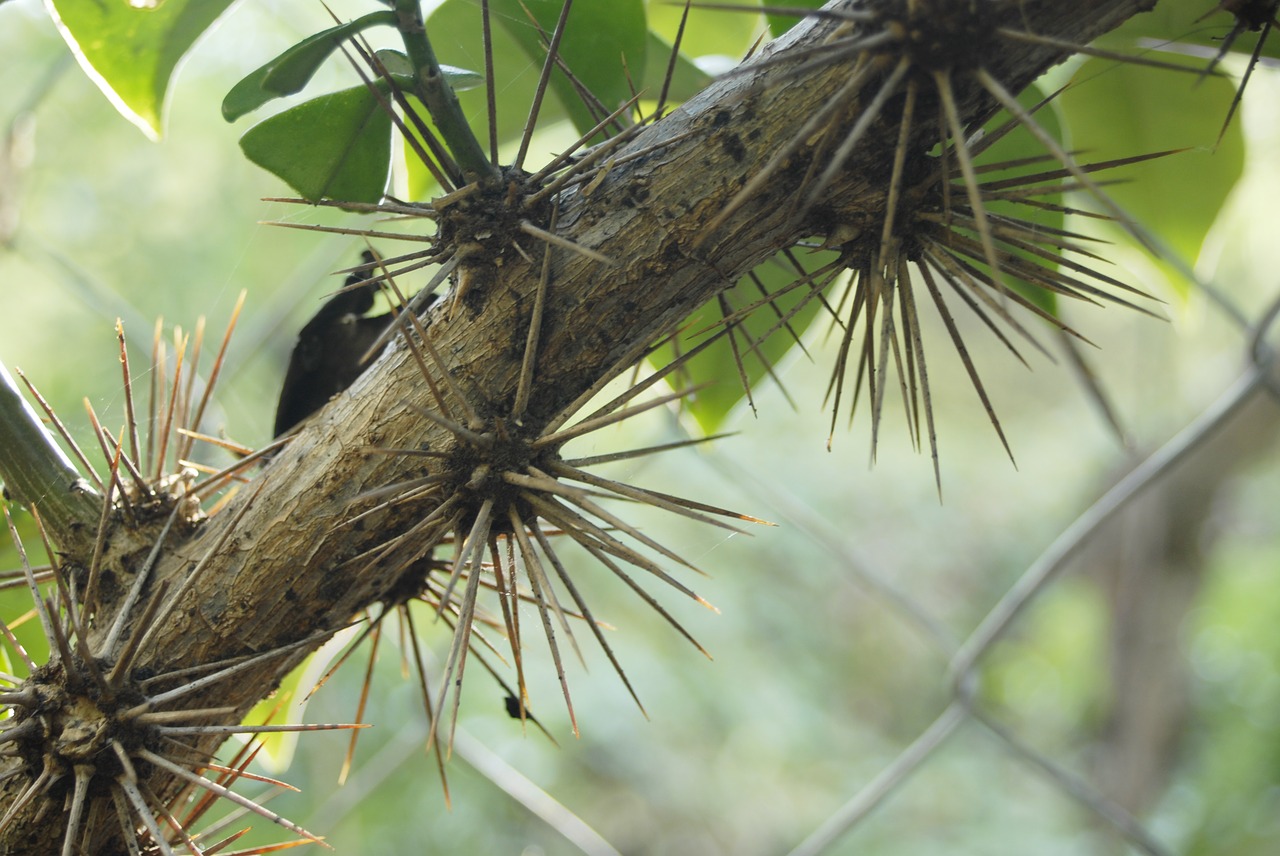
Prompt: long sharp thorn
<box><xmin>338</xmin><ymin>621</ymin><xmax>381</xmax><ymax>786</ymax></box>
<box><xmin>509</xmin><ymin>507</ymin><xmax>578</xmax><ymax>737</ymax></box>
<box><xmin>514</xmin><ymin>201</ymin><xmax>558</xmax><ymax>421</ymax></box>
<box><xmin>936</xmin><ymin>69</ymin><xmax>1007</xmax><ymax>299</ymax></box>
<box><xmin>14</xmin><ymin>369</ymin><xmax>102</xmax><ymax>491</ymax></box>
<box><xmin>974</xmin><ymin>67</ymin><xmax>1160</xmax><ymax>255</ymax></box>
<box><xmin>117</xmin><ymin>320</ymin><xmax>143</xmax><ymax>469</ymax></box>
<box><xmin>534</xmin><ymin>386</ymin><xmax>706</xmax><ymax>449</ymax></box>
<box><xmin>153</xmin><ymin>329</ymin><xmax>187</xmax><ymax>481</ymax></box>
<box><xmin>917</xmin><ymin>261</ymin><xmax>1015</xmax><ymax>464</ymax></box>
<box><xmin>402</xmin><ymin>608</ymin><xmax>452</xmax><ymax>804</ymax></box>
<box><xmin>698</xmin><ymin>59</ymin><xmax>875</xmax><ymax>244</ymax></box>
<box><xmin>109</xmin><ymin>787</ymin><xmax>145</xmax><ymax>856</ymax></box>
<box><xmin>61</xmin><ymin>765</ymin><xmax>94</xmax><ymax>856</ymax></box>
<box><xmin>104</xmin><ymin>497</ymin><xmax>184</xmax><ymax>657</ymax></box>
<box><xmin>514</xmin><ymin>0</ymin><xmax>576</xmax><ymax>170</ymax></box>
<box><xmin>180</xmin><ymin>291</ymin><xmax>245</xmax><ymax>462</ymax></box>
<box><xmin>426</xmin><ymin>547</ymin><xmax>484</xmax><ymax>757</ymax></box>
<box><xmin>654</xmin><ymin>0</ymin><xmax>693</xmax><ymax>121</ymax></box>
<box><xmin>3</xmin><ymin>508</ymin><xmax>61</xmax><ymax>661</ymax></box>
<box><xmin>107</xmin><ymin>579</ymin><xmax>171</xmax><ymax>689</ymax></box>
<box><xmin>530</xmin><ymin>518</ymin><xmax>647</xmax><ymax>718</ymax></box>
<box><xmin>481</xmin><ymin>0</ymin><xmax>499</xmax><ymax>165</ymax></box>
<box><xmin>128</xmin><ymin>628</ymin><xmax>336</xmax><ymax>717</ymax></box>
<box><xmin>803</xmin><ymin>56</ymin><xmax>909</xmax><ymax>215</ymax></box>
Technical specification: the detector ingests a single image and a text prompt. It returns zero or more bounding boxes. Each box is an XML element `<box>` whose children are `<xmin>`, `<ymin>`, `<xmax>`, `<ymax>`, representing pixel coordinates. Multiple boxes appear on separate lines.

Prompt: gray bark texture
<box><xmin>0</xmin><ymin>1</ymin><xmax>1157</xmax><ymax>851</ymax></box>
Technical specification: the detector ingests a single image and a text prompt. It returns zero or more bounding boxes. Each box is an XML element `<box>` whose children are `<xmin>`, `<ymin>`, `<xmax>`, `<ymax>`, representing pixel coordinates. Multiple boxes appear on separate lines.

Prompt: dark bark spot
<box><xmin>722</xmin><ymin>134</ymin><xmax>746</xmax><ymax>163</ymax></box>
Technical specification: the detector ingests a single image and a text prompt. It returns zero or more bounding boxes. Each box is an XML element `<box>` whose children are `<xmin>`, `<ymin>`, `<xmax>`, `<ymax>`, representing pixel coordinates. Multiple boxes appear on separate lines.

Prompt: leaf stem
<box><xmin>0</xmin><ymin>361</ymin><xmax>101</xmax><ymax>552</ymax></box>
<box><xmin>393</xmin><ymin>0</ymin><xmax>499</xmax><ymax>184</ymax></box>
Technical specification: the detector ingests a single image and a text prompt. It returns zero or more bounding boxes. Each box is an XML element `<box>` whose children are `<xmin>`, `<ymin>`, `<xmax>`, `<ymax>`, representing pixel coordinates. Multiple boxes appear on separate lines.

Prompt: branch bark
<box><xmin>0</xmin><ymin>0</ymin><xmax>1159</xmax><ymax>850</ymax></box>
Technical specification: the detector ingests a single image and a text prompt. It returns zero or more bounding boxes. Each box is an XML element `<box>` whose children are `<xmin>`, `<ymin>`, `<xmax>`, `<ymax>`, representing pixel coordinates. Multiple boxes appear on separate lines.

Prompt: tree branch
<box><xmin>0</xmin><ymin>1</ymin><xmax>1160</xmax><ymax>850</ymax></box>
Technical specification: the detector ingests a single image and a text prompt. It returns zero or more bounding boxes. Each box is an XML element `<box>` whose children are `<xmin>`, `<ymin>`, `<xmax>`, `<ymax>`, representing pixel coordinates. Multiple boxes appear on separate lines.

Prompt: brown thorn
<box><xmin>897</xmin><ymin>262</ymin><xmax>942</xmax><ymax>496</ymax></box>
<box><xmin>1216</xmin><ymin>17</ymin><xmax>1271</xmax><ymax>147</ymax></box>
<box><xmin>146</xmin><ymin>318</ymin><xmax>163</xmax><ymax>475</ymax></box>
<box><xmin>935</xmin><ymin>69</ymin><xmax>1008</xmax><ymax>301</ymax></box>
<box><xmin>83</xmin><ymin>406</ymin><xmax>137</xmax><ymax>523</ymax></box>
<box><xmin>654</xmin><ymin>0</ymin><xmax>694</xmax><ymax>121</ymax></box>
<box><xmin>153</xmin><ymin>328</ymin><xmax>188</xmax><ymax>481</ymax></box>
<box><xmin>546</xmin><ymin>459</ymin><xmax>767</xmax><ymax>527</ymax></box>
<box><xmin>974</xmin><ymin>66</ymin><xmax>1160</xmax><ymax>256</ymax></box>
<box><xmin>107</xmin><ymin>784</ymin><xmax>145</xmax><ymax>856</ymax></box>
<box><xmin>127</xmin><ymin>479</ymin><xmax>269</xmax><ymax>665</ymax></box>
<box><xmin>262</xmin><ymin>195</ymin><xmax>437</xmax><ymax>217</ymax></box>
<box><xmin>507</xmin><ymin>506</ymin><xmax>579</xmax><ymax>737</ymax></box>
<box><xmin>487</xmin><ymin>540</ymin><xmax>526</xmax><ymax>722</ymax></box>
<box><xmin>340</xmin><ymin>34</ymin><xmax>459</xmax><ymax>190</ymax></box>
<box><xmin>510</xmin><ymin>517</ymin><xmax>582</xmax><ymax>669</ymax></box>
<box><xmin>997</xmin><ymin>26</ymin><xmax>1220</xmax><ymax>76</ymax></box>
<box><xmin>106</xmin><ymin>579</ymin><xmax>172</xmax><ymax>690</ymax></box>
<box><xmin>513</xmin><ymin>200</ymin><xmax>559</xmax><ymax>422</ymax></box>
<box><xmin>522</xmin><ymin>489</ymin><xmax>712</xmax><ymax>601</ymax></box>
<box><xmin>517</xmin><ymin>219</ymin><xmax>614</xmax><ymax>266</ymax></box>
<box><xmin>178</xmin><ymin>318</ymin><xmax>204</xmax><ymax>462</ymax></box>
<box><xmin>697</xmin><ymin>57</ymin><xmax>877</xmax><ymax>245</ymax></box>
<box><xmin>716</xmin><ymin>292</ymin><xmax>757</xmax><ymax>417</ymax></box>
<box><xmin>114</xmin><ymin>774</ymin><xmax>177</xmax><ymax>856</ymax></box>
<box><xmin>129</xmin><ymin>629</ymin><xmax>336</xmax><ymax>720</ymax></box>
<box><xmin>191</xmin><ymin>434</ymin><xmax>291</xmax><ymax>498</ymax></box>
<box><xmin>529</xmin><ymin>517</ymin><xmax>648</xmax><ymax>718</ymax></box>
<box><xmin>514</xmin><ymin>0</ymin><xmax>577</xmax><ymax>171</ymax></box>
<box><xmin>535</xmin><ymin>385</ymin><xmax>706</xmax><ymax>450</ymax></box>
<box><xmin>29</xmin><ymin>506</ymin><xmax>105</xmax><ymax>690</ymax></box>
<box><xmin>566</xmin><ymin>527</ymin><xmax>713</xmax><ymax>658</ymax></box>
<box><xmin>3</xmin><ymin>507</ymin><xmax>63</xmax><ymax>665</ymax></box>
<box><xmin>94</xmin><ymin>423</ymin><xmax>149</xmax><ymax>501</ymax></box>
<box><xmin>0</xmin><ymin>762</ymin><xmax>55</xmax><ymax>838</ymax></box>
<box><xmin>526</xmin><ymin>93</ymin><xmax>645</xmax><ymax>188</ymax></box>
<box><xmin>353</xmin><ymin>252</ymin><xmax>458</xmax><ymax>365</ymax></box>
<box><xmin>178</xmin><ymin>291</ymin><xmax>245</xmax><ymax>463</ymax></box>
<box><xmin>426</xmin><ymin>536</ymin><xmax>486</xmax><ymax>758</ymax></box>
<box><xmin>802</xmin><ymin>56</ymin><xmax>910</xmax><ymax>215</ymax></box>
<box><xmin>60</xmin><ymin>765</ymin><xmax>94</xmax><ymax>856</ymax></box>
<box><xmin>139</xmin><ymin>779</ymin><xmax>205</xmax><ymax>856</ymax></box>
<box><xmin>916</xmin><ymin>260</ymin><xmax>1015</xmax><ymax>465</ymax></box>
<box><xmin>337</xmin><ymin>620</ymin><xmax>381</xmax><ymax>786</ymax></box>
<box><xmin>435</xmin><ymin>498</ymin><xmax>494</xmax><ymax>620</ymax></box>
<box><xmin>263</xmin><ymin>219</ymin><xmax>435</xmax><ymax>243</ymax></box>
<box><xmin>400</xmin><ymin>608</ymin><xmax>452</xmax><ymax>804</ymax></box>
<box><xmin>116</xmin><ymin>320</ymin><xmax>143</xmax><ymax>470</ymax></box>
<box><xmin>481</xmin><ymin>0</ymin><xmax>500</xmax><ymax>166</ymax></box>
<box><xmin>14</xmin><ymin>368</ymin><xmax>103</xmax><ymax>491</ymax></box>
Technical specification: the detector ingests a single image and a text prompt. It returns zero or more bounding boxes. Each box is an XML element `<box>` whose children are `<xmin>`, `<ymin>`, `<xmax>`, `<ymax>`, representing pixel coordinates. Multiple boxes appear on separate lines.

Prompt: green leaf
<box><xmin>647</xmin><ymin>0</ymin><xmax>761</xmax><ymax>60</ymax></box>
<box><xmin>640</xmin><ymin>31</ymin><xmax>713</xmax><ymax>106</ymax></box>
<box><xmin>426</xmin><ymin>0</ymin><xmax>566</xmax><ymax>155</ymax></box>
<box><xmin>239</xmin><ymin>85</ymin><xmax>392</xmax><ymax>204</ymax></box>
<box><xmin>1099</xmin><ymin>0</ymin><xmax>1280</xmax><ymax>64</ymax></box>
<box><xmin>1057</xmin><ymin>57</ymin><xmax>1245</xmax><ymax>295</ymax></box>
<box><xmin>426</xmin><ymin>0</ymin><xmax>647</xmax><ymax>149</ymax></box>
<box><xmin>490</xmin><ymin>0</ymin><xmax>648</xmax><ymax>137</ymax></box>
<box><xmin>222</xmin><ymin>11</ymin><xmax>397</xmax><ymax>123</ymax></box>
<box><xmin>763</xmin><ymin>0</ymin><xmax>826</xmax><ymax>37</ymax></box>
<box><xmin>46</xmin><ymin>0</ymin><xmax>237</xmax><ymax>139</ymax></box>
<box><xmin>653</xmin><ymin>252</ymin><xmax>835</xmax><ymax>433</ymax></box>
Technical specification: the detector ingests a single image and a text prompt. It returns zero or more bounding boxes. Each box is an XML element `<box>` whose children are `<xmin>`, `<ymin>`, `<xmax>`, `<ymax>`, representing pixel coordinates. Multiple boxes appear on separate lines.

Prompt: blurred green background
<box><xmin>2</xmin><ymin>1</ymin><xmax>1280</xmax><ymax>854</ymax></box>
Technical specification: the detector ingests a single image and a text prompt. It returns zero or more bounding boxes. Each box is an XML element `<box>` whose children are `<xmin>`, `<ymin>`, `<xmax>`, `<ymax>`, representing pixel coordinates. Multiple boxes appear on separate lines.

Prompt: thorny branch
<box><xmin>0</xmin><ymin>1</ymin><xmax>1162</xmax><ymax>851</ymax></box>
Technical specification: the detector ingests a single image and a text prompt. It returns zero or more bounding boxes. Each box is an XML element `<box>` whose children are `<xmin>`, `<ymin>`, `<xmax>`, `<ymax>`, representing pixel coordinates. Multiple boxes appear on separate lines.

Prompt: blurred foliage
<box><xmin>1</xmin><ymin>0</ymin><xmax>1280</xmax><ymax>854</ymax></box>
